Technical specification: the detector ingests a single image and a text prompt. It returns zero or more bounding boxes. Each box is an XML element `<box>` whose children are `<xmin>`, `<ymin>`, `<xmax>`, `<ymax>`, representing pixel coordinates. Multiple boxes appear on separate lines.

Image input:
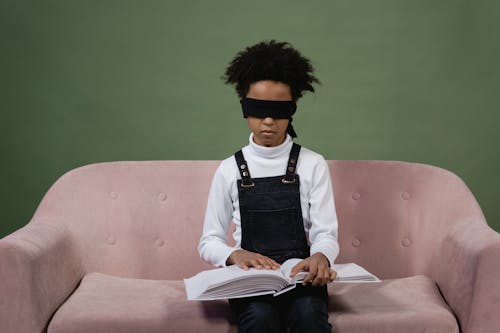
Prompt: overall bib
<box><xmin>230</xmin><ymin>143</ymin><xmax>331</xmax><ymax>333</ymax></box>
<box><xmin>235</xmin><ymin>143</ymin><xmax>309</xmax><ymax>264</ymax></box>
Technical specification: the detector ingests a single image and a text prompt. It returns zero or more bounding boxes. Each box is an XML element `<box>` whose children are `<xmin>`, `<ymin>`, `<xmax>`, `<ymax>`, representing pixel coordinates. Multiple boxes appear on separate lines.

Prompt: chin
<box><xmin>253</xmin><ymin>134</ymin><xmax>282</xmax><ymax>147</ymax></box>
<box><xmin>262</xmin><ymin>139</ymin><xmax>281</xmax><ymax>147</ymax></box>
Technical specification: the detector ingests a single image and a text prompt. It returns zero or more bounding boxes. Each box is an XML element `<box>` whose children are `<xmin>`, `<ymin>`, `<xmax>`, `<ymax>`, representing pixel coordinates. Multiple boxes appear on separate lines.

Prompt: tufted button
<box><xmin>156</xmin><ymin>239</ymin><xmax>164</xmax><ymax>247</ymax></box>
<box><xmin>110</xmin><ymin>192</ymin><xmax>118</xmax><ymax>199</ymax></box>
<box><xmin>352</xmin><ymin>192</ymin><xmax>361</xmax><ymax>200</ymax></box>
<box><xmin>402</xmin><ymin>238</ymin><xmax>411</xmax><ymax>247</ymax></box>
<box><xmin>158</xmin><ymin>192</ymin><xmax>167</xmax><ymax>201</ymax></box>
<box><xmin>401</xmin><ymin>192</ymin><xmax>411</xmax><ymax>200</ymax></box>
<box><xmin>107</xmin><ymin>236</ymin><xmax>116</xmax><ymax>245</ymax></box>
<box><xmin>352</xmin><ymin>238</ymin><xmax>361</xmax><ymax>247</ymax></box>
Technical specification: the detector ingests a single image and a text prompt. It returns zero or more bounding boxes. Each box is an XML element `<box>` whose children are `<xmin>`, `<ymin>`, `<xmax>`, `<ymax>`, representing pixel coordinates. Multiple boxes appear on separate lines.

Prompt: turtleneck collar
<box><xmin>248</xmin><ymin>133</ymin><xmax>293</xmax><ymax>159</ymax></box>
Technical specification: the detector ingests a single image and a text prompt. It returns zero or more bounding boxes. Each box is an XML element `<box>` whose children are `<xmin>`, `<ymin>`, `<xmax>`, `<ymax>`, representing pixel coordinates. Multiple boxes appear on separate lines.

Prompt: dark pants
<box><xmin>229</xmin><ymin>284</ymin><xmax>332</xmax><ymax>333</ymax></box>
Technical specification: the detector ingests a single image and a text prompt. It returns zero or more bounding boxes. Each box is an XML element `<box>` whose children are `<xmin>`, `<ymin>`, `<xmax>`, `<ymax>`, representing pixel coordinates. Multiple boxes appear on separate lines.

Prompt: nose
<box><xmin>262</xmin><ymin>117</ymin><xmax>274</xmax><ymax>125</ymax></box>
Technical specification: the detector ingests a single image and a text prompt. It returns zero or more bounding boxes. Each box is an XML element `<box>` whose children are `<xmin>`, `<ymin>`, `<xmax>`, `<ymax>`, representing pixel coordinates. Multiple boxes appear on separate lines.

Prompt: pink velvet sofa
<box><xmin>1</xmin><ymin>160</ymin><xmax>499</xmax><ymax>333</ymax></box>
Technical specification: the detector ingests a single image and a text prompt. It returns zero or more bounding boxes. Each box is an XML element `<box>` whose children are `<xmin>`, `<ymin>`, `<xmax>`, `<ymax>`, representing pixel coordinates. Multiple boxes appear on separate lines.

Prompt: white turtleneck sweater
<box><xmin>198</xmin><ymin>133</ymin><xmax>339</xmax><ymax>268</ymax></box>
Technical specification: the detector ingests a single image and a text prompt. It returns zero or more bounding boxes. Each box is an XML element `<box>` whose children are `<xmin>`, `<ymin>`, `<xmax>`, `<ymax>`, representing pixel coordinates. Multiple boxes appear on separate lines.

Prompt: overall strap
<box><xmin>234</xmin><ymin>150</ymin><xmax>254</xmax><ymax>187</ymax></box>
<box><xmin>283</xmin><ymin>143</ymin><xmax>301</xmax><ymax>184</ymax></box>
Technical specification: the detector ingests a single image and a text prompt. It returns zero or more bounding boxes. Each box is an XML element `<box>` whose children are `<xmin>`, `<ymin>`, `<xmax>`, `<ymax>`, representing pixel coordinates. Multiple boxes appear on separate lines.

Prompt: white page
<box><xmin>184</xmin><ymin>265</ymin><xmax>288</xmax><ymax>300</ymax></box>
<box><xmin>332</xmin><ymin>263</ymin><xmax>380</xmax><ymax>282</ymax></box>
<box><xmin>279</xmin><ymin>258</ymin><xmax>308</xmax><ymax>283</ymax></box>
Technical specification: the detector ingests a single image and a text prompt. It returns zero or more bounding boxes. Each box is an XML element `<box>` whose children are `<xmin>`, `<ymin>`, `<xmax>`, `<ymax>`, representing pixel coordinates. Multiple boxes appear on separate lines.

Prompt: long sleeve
<box><xmin>307</xmin><ymin>157</ymin><xmax>340</xmax><ymax>266</ymax></box>
<box><xmin>198</xmin><ymin>164</ymin><xmax>239</xmax><ymax>267</ymax></box>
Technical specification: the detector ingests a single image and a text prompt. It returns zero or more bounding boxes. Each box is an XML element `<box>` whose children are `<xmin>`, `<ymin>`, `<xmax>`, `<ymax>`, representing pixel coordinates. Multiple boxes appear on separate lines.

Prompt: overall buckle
<box><xmin>281</xmin><ymin>178</ymin><xmax>296</xmax><ymax>184</ymax></box>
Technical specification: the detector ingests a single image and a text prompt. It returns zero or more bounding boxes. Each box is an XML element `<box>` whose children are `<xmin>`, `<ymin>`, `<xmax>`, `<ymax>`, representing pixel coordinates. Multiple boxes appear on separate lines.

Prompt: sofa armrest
<box><xmin>0</xmin><ymin>219</ymin><xmax>84</xmax><ymax>333</ymax></box>
<box><xmin>433</xmin><ymin>220</ymin><xmax>500</xmax><ymax>333</ymax></box>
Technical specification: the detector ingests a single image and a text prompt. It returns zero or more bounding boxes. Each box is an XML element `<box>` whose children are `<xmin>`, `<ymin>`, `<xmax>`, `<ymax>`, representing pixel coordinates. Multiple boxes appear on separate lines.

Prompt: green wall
<box><xmin>1</xmin><ymin>0</ymin><xmax>499</xmax><ymax>238</ymax></box>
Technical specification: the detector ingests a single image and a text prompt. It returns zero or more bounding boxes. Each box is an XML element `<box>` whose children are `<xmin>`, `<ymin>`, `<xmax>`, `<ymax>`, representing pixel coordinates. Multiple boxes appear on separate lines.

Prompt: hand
<box><xmin>290</xmin><ymin>253</ymin><xmax>337</xmax><ymax>287</ymax></box>
<box><xmin>226</xmin><ymin>249</ymin><xmax>281</xmax><ymax>270</ymax></box>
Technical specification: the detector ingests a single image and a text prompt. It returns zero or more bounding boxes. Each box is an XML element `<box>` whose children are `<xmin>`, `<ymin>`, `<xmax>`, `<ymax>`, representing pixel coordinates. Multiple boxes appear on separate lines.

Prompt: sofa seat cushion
<box><xmin>48</xmin><ymin>272</ymin><xmax>233</xmax><ymax>333</ymax></box>
<box><xmin>48</xmin><ymin>272</ymin><xmax>458</xmax><ymax>333</ymax></box>
<box><xmin>329</xmin><ymin>275</ymin><xmax>458</xmax><ymax>332</ymax></box>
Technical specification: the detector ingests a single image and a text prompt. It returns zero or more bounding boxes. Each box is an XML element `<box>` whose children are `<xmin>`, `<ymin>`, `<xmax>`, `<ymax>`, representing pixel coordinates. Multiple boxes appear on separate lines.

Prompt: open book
<box><xmin>184</xmin><ymin>258</ymin><xmax>380</xmax><ymax>300</ymax></box>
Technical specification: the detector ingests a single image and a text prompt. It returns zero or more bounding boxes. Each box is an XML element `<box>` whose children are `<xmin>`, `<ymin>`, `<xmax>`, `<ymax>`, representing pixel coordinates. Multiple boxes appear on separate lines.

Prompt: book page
<box><xmin>279</xmin><ymin>258</ymin><xmax>308</xmax><ymax>283</ymax></box>
<box><xmin>184</xmin><ymin>264</ymin><xmax>289</xmax><ymax>300</ymax></box>
<box><xmin>332</xmin><ymin>263</ymin><xmax>380</xmax><ymax>282</ymax></box>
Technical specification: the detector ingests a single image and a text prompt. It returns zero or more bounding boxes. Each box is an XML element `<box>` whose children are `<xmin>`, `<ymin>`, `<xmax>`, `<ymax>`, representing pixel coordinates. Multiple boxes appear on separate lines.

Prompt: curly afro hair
<box><xmin>222</xmin><ymin>40</ymin><xmax>320</xmax><ymax>102</ymax></box>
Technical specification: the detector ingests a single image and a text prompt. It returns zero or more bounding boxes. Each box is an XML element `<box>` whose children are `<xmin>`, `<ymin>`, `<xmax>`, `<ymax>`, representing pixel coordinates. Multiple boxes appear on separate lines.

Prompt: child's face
<box><xmin>246</xmin><ymin>80</ymin><xmax>292</xmax><ymax>147</ymax></box>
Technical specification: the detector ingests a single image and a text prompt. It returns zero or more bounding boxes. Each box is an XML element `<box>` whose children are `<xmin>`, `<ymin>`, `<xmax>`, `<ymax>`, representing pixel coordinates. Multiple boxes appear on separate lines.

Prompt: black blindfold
<box><xmin>240</xmin><ymin>98</ymin><xmax>297</xmax><ymax>119</ymax></box>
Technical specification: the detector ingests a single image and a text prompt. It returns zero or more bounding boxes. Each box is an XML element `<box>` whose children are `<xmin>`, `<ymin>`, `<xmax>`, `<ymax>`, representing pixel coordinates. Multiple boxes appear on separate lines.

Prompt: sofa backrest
<box><xmin>328</xmin><ymin>160</ymin><xmax>484</xmax><ymax>279</ymax></box>
<box><xmin>31</xmin><ymin>160</ymin><xmax>485</xmax><ymax>280</ymax></box>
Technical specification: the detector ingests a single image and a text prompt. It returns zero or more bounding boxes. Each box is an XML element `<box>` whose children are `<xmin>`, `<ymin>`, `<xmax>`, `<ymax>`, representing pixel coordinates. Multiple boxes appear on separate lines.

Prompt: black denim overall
<box><xmin>230</xmin><ymin>143</ymin><xmax>331</xmax><ymax>333</ymax></box>
<box><xmin>235</xmin><ymin>143</ymin><xmax>309</xmax><ymax>264</ymax></box>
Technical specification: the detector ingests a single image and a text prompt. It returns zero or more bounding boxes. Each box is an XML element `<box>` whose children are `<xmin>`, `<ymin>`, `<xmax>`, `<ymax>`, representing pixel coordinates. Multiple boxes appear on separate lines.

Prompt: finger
<box><xmin>249</xmin><ymin>259</ymin><xmax>263</xmax><ymax>269</ymax></box>
<box><xmin>263</xmin><ymin>259</ymin><xmax>278</xmax><ymax>270</ymax></box>
<box><xmin>257</xmin><ymin>258</ymin><xmax>271</xmax><ymax>269</ymax></box>
<box><xmin>329</xmin><ymin>269</ymin><xmax>337</xmax><ymax>281</ymax></box>
<box><xmin>303</xmin><ymin>271</ymin><xmax>316</xmax><ymax>285</ymax></box>
<box><xmin>303</xmin><ymin>262</ymin><xmax>318</xmax><ymax>285</ymax></box>
<box><xmin>313</xmin><ymin>265</ymin><xmax>330</xmax><ymax>286</ymax></box>
<box><xmin>321</xmin><ymin>267</ymin><xmax>331</xmax><ymax>285</ymax></box>
<box><xmin>260</xmin><ymin>257</ymin><xmax>272</xmax><ymax>269</ymax></box>
<box><xmin>290</xmin><ymin>261</ymin><xmax>308</xmax><ymax>277</ymax></box>
<box><xmin>268</xmin><ymin>258</ymin><xmax>281</xmax><ymax>269</ymax></box>
<box><xmin>317</xmin><ymin>271</ymin><xmax>332</xmax><ymax>285</ymax></box>
<box><xmin>312</xmin><ymin>265</ymin><xmax>326</xmax><ymax>286</ymax></box>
